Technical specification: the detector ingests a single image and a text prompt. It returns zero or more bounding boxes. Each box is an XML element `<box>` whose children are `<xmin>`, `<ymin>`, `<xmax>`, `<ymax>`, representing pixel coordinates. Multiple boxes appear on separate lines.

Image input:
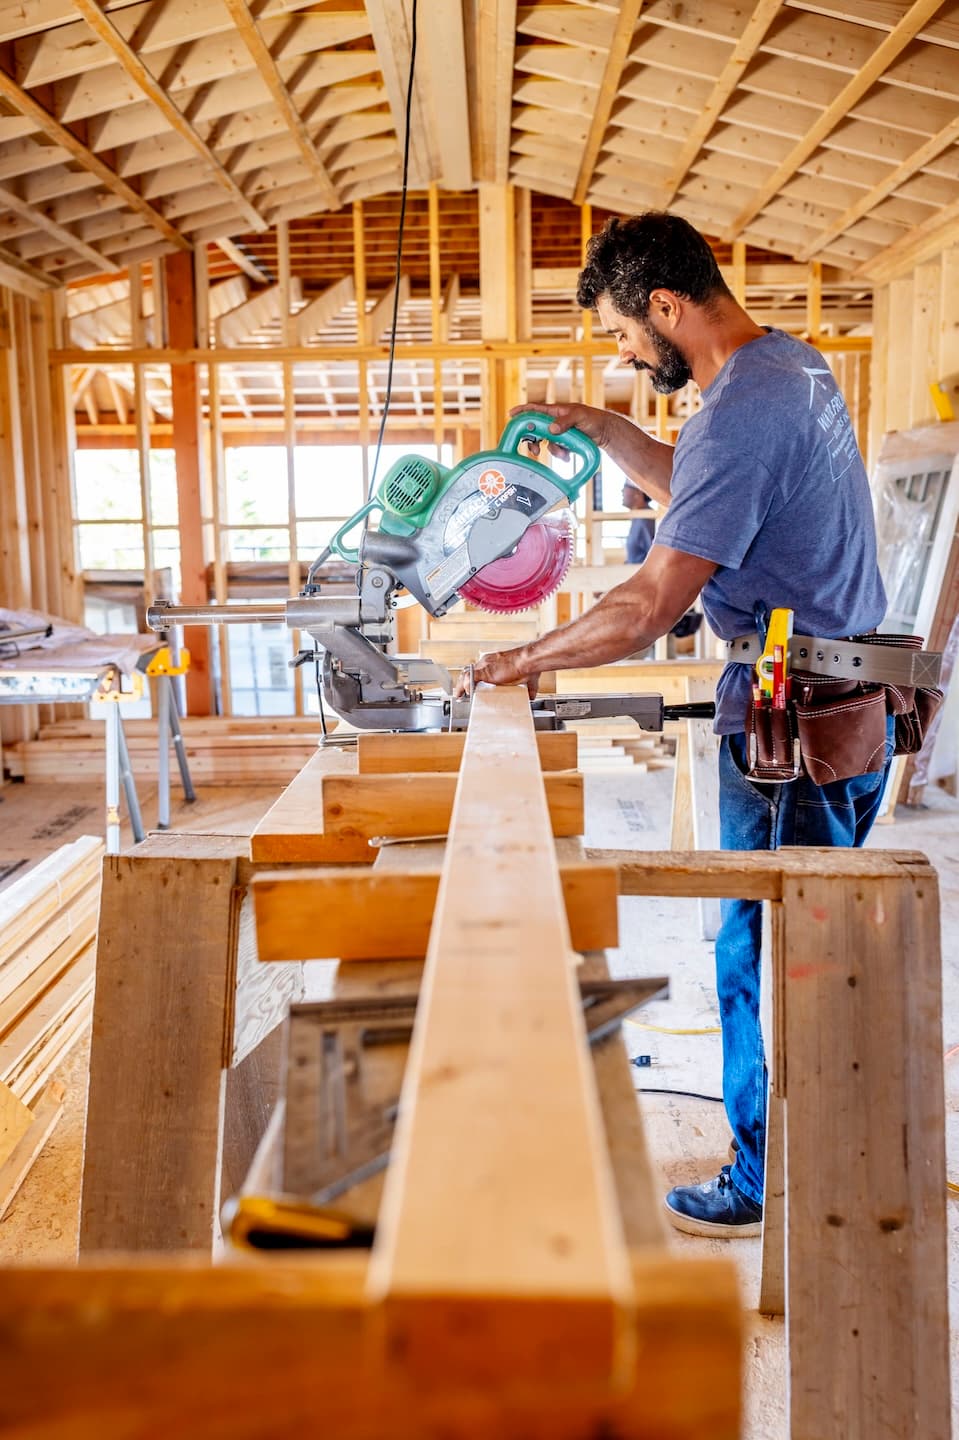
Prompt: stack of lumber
<box><xmin>0</xmin><ymin>835</ymin><xmax>103</xmax><ymax>1218</ymax></box>
<box><xmin>6</xmin><ymin>717</ymin><xmax>328</xmax><ymax>785</ymax></box>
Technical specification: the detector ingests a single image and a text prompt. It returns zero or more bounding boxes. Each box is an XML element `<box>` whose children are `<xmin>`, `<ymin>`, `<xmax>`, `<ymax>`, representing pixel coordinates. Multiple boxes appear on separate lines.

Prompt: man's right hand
<box><xmin>508</xmin><ymin>402</ymin><xmax>616</xmax><ymax>459</ymax></box>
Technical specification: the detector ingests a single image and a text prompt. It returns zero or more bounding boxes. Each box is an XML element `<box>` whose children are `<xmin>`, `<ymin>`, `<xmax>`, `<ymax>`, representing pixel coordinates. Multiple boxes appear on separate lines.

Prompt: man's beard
<box><xmin>632</xmin><ymin>322</ymin><xmax>692</xmax><ymax>393</ymax></box>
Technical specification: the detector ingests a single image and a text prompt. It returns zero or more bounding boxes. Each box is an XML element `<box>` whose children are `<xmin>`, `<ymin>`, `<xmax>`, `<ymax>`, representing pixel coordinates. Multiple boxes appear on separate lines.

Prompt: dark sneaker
<box><xmin>664</xmin><ymin>1166</ymin><xmax>763</xmax><ymax>1238</ymax></box>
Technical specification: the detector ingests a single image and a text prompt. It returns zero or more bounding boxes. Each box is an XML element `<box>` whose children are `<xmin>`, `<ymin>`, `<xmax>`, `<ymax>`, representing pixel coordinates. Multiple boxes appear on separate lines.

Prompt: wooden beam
<box><xmin>165</xmin><ymin>250</ymin><xmax>212</xmax><ymax>713</ymax></box>
<box><xmin>250</xmin><ymin>747</ymin><xmax>377</xmax><ymax>864</ymax></box>
<box><xmin>722</xmin><ymin>0</ymin><xmax>950</xmax><ymax>242</ymax></box>
<box><xmin>573</xmin><ymin>0</ymin><xmax>645</xmax><ymax>206</ymax></box>
<box><xmin>418</xmin><ymin>0</ymin><xmax>471</xmax><ymax>187</ymax></box>
<box><xmin>855</xmin><ymin>194</ymin><xmax>959</xmax><ymax>283</ymax></box>
<box><xmin>0</xmin><ymin>1254</ymin><xmax>741</xmax><ymax>1438</ymax></box>
<box><xmin>799</xmin><ymin>113</ymin><xmax>959</xmax><ymax>263</ymax></box>
<box><xmin>0</xmin><ymin>65</ymin><xmax>189</xmax><ymax>251</ymax></box>
<box><xmin>0</xmin><ymin>180</ymin><xmax>117</xmax><ymax>273</ymax></box>
<box><xmin>356</xmin><ymin>729</ymin><xmax>577</xmax><ymax>772</ymax></box>
<box><xmin>474</xmin><ymin>0</ymin><xmax>518</xmax><ymax>184</ymax></box>
<box><xmin>322</xmin><ymin>770</ymin><xmax>584</xmax><ymax>842</ymax></box>
<box><xmin>365</xmin><ymin>274</ymin><xmax>410</xmax><ymax>342</ymax></box>
<box><xmin>660</xmin><ymin>0</ymin><xmax>784</xmax><ymax>207</ymax></box>
<box><xmin>296</xmin><ymin>275</ymin><xmax>354</xmax><ymax>344</ymax></box>
<box><xmin>219</xmin><ymin>0</ymin><xmax>340</xmax><ymax>210</ymax></box>
<box><xmin>366</xmin><ymin>0</ymin><xmax>436</xmax><ymax>188</ymax></box>
<box><xmin>0</xmin><ymin>244</ymin><xmax>58</xmax><ymax>299</ymax></box>
<box><xmin>252</xmin><ymin>861</ymin><xmax>620</xmax><ymax>960</ymax></box>
<box><xmin>70</xmin><ymin>0</ymin><xmax>267</xmax><ymax>236</ymax></box>
<box><xmin>367</xmin><ymin>685</ymin><xmax>632</xmax><ymax>1384</ymax></box>
<box><xmin>215</xmin><ymin>238</ymin><xmax>271</xmax><ymax>284</ymax></box>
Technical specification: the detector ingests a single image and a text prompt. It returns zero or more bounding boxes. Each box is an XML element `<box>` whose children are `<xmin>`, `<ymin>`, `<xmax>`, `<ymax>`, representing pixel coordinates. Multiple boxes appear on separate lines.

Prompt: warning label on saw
<box><xmin>426</xmin><ymin>542</ymin><xmax>472</xmax><ymax>601</ymax></box>
<box><xmin>478</xmin><ymin>468</ymin><xmax>507</xmax><ymax>498</ymax></box>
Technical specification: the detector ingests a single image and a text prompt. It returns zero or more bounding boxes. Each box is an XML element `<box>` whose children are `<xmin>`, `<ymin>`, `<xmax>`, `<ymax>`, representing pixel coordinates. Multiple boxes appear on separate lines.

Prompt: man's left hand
<box><xmin>453</xmin><ymin>649</ymin><xmax>540</xmax><ymax>699</ymax></box>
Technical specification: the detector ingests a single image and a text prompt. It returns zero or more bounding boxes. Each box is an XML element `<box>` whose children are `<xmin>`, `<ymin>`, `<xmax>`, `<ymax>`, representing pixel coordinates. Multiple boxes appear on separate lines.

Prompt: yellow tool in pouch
<box><xmin>755</xmin><ymin>608</ymin><xmax>793</xmax><ymax>701</ymax></box>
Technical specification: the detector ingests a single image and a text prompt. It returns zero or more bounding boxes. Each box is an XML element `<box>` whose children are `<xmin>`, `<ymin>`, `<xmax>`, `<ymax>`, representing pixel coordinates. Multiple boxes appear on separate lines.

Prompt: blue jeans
<box><xmin>717</xmin><ymin>722</ymin><xmax>895</xmax><ymax>1205</ymax></box>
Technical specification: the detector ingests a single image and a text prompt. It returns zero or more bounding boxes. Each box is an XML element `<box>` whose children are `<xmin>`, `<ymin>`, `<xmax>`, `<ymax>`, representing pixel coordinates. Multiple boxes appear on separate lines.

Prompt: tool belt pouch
<box><xmin>791</xmin><ymin>673</ymin><xmax>888</xmax><ymax>786</ymax></box>
<box><xmin>846</xmin><ymin>632</ymin><xmax>944</xmax><ymax>756</ymax></box>
<box><xmin>745</xmin><ymin>701</ymin><xmax>801</xmax><ymax>783</ymax></box>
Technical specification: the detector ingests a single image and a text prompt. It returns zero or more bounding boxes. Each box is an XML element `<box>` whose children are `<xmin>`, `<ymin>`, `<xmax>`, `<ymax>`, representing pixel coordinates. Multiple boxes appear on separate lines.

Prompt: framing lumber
<box><xmin>365</xmin><ymin>0</ymin><xmax>435</xmax><ymax>190</ymax></box>
<box><xmin>321</xmin><ymin>770</ymin><xmax>584</xmax><ymax>843</ymax></box>
<box><xmin>220</xmin><ymin>0</ymin><xmax>340</xmax><ymax>211</ymax></box>
<box><xmin>0</xmin><ymin>1078</ymin><xmax>65</xmax><ymax>1220</ymax></box>
<box><xmin>71</xmin><ymin>0</ymin><xmax>268</xmax><ymax>236</ymax></box>
<box><xmin>660</xmin><ymin>0</ymin><xmax>784</xmax><ymax>207</ymax></box>
<box><xmin>296</xmin><ymin>275</ymin><xmax>354</xmax><ymax>343</ymax></box>
<box><xmin>355</xmin><ymin>729</ymin><xmax>577</xmax><ymax>773</ymax></box>
<box><xmin>0</xmin><ymin>1254</ymin><xmax>741</xmax><ymax>1438</ymax></box>
<box><xmin>367</xmin><ymin>685</ymin><xmax>632</xmax><ymax>1384</ymax></box>
<box><xmin>250</xmin><ymin>747</ymin><xmax>376</xmax><ymax>863</ymax></box>
<box><xmin>474</xmin><ymin>0</ymin><xmax>518</xmax><ymax>184</ymax></box>
<box><xmin>573</xmin><ymin>0</ymin><xmax>645</xmax><ymax>206</ymax></box>
<box><xmin>165</xmin><ymin>250</ymin><xmax>212</xmax><ymax>713</ymax></box>
<box><xmin>0</xmin><ymin>180</ymin><xmax>116</xmax><ymax>273</ymax></box>
<box><xmin>252</xmin><ymin>860</ymin><xmax>620</xmax><ymax>959</ymax></box>
<box><xmin>79</xmin><ymin>834</ymin><xmax>302</xmax><ymax>1252</ymax></box>
<box><xmin>0</xmin><ymin>65</ymin><xmax>189</xmax><ymax>252</ymax></box>
<box><xmin>722</xmin><ymin>0</ymin><xmax>950</xmax><ymax>242</ymax></box>
<box><xmin>418</xmin><ymin>0</ymin><xmax>471</xmax><ymax>188</ymax></box>
<box><xmin>216</xmin><ymin>238</ymin><xmax>272</xmax><ymax>283</ymax></box>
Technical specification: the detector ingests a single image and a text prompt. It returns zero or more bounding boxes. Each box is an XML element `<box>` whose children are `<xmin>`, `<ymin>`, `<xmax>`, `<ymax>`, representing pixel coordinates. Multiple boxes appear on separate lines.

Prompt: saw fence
<box><xmin>0</xmin><ymin>685</ymin><xmax>950</xmax><ymax>1440</ymax></box>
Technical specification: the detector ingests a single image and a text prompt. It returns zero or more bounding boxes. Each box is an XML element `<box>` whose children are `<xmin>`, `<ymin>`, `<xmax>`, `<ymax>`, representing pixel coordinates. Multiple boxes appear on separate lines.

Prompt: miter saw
<box><xmin>147</xmin><ymin>413</ymin><xmax>715</xmax><ymax>733</ymax></box>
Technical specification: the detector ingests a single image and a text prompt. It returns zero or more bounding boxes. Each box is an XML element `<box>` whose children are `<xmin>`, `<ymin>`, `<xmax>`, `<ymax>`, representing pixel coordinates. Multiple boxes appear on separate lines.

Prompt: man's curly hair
<box><xmin>576</xmin><ymin>213</ymin><xmax>731</xmax><ymax>319</ymax></box>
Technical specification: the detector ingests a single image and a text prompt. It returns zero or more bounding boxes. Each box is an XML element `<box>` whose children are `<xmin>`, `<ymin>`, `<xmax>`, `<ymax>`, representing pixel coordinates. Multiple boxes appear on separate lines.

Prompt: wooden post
<box><xmin>780</xmin><ymin>863</ymin><xmax>950</xmax><ymax>1439</ymax></box>
<box><xmin>79</xmin><ymin>835</ymin><xmax>303</xmax><ymax>1253</ymax></box>
<box><xmin>277</xmin><ymin>221</ymin><xmax>303</xmax><ymax>715</ymax></box>
<box><xmin>165</xmin><ymin>251</ymin><xmax>212</xmax><ymax>713</ymax></box>
<box><xmin>353</xmin><ymin>202</ymin><xmax>371</xmax><ymax>502</ymax></box>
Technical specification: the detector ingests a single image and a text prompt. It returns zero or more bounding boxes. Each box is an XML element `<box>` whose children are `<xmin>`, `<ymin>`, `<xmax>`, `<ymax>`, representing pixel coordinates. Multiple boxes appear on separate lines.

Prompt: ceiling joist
<box><xmin>70</xmin><ymin>0</ymin><xmax>268</xmax><ymax>236</ymax></box>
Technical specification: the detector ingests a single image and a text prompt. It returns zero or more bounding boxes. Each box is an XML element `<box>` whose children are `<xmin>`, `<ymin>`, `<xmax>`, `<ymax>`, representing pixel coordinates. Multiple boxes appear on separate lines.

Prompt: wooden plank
<box><xmin>79</xmin><ymin>850</ymin><xmax>240</xmax><ymax>1252</ymax></box>
<box><xmin>0</xmin><ymin>836</ymin><xmax>103</xmax><ymax>963</ymax></box>
<box><xmin>0</xmin><ymin>945</ymin><xmax>94</xmax><ymax>1085</ymax></box>
<box><xmin>0</xmin><ymin>890</ymin><xmax>97</xmax><ymax>1023</ymax></box>
<box><xmin>780</xmin><ymin>868</ymin><xmax>949</xmax><ymax>1439</ymax></box>
<box><xmin>252</xmin><ymin>861</ymin><xmax>619</xmax><ymax>960</ymax></box>
<box><xmin>250</xmin><ymin>747</ymin><xmax>375</xmax><ymax>864</ymax></box>
<box><xmin>367</xmin><ymin>686</ymin><xmax>631</xmax><ymax>1385</ymax></box>
<box><xmin>686</xmin><ymin>674</ymin><xmax>721</xmax><ymax>940</ymax></box>
<box><xmin>588</xmin><ymin>846</ymin><xmax>931</xmax><ymax>900</ymax></box>
<box><xmin>322</xmin><ymin>771</ymin><xmax>585</xmax><ymax>842</ymax></box>
<box><xmin>0</xmin><ymin>1078</ymin><xmax>32</xmax><ymax>1167</ymax></box>
<box><xmin>356</xmin><ymin>730</ymin><xmax>577</xmax><ymax>773</ymax></box>
<box><xmin>0</xmin><ymin>1253</ymin><xmax>741</xmax><ymax>1439</ymax></box>
<box><xmin>0</xmin><ymin>1078</ymin><xmax>65</xmax><ymax>1220</ymax></box>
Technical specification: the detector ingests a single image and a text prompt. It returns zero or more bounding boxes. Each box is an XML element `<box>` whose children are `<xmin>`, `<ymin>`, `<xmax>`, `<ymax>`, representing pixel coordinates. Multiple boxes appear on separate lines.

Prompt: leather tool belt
<box><xmin>726</xmin><ymin>632</ymin><xmax>944</xmax><ymax>786</ymax></box>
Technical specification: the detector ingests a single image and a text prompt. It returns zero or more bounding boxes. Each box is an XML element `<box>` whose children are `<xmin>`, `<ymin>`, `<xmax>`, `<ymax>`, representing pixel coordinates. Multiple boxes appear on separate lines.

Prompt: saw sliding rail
<box><xmin>146</xmin><ymin>598</ymin><xmax>716</xmax><ymax>733</ymax></box>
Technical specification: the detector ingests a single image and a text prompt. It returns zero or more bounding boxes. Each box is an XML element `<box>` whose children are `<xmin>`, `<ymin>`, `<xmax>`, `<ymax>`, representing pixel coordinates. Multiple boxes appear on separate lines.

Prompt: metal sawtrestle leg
<box><xmin>117</xmin><ymin>714</ymin><xmax>145</xmax><ymax>845</ymax></box>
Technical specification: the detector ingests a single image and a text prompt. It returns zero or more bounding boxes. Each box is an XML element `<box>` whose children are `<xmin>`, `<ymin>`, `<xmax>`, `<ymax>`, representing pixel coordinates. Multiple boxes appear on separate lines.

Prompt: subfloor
<box><xmin>0</xmin><ymin>765</ymin><xmax>956</xmax><ymax>1437</ymax></box>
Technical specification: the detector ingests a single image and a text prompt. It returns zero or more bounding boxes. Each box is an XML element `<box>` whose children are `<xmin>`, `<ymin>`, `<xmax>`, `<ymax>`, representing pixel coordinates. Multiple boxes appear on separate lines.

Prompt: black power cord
<box><xmin>368</xmin><ymin>0</ymin><xmax>418</xmax><ymax>498</ymax></box>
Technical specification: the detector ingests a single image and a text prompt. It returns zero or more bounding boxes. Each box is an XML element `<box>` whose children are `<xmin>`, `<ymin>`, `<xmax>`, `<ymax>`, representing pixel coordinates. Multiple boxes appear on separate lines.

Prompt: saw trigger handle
<box><xmin>499</xmin><ymin>412</ymin><xmax>601</xmax><ymax>484</ymax></box>
<box><xmin>325</xmin><ymin>498</ymin><xmax>384</xmax><ymax>564</ymax></box>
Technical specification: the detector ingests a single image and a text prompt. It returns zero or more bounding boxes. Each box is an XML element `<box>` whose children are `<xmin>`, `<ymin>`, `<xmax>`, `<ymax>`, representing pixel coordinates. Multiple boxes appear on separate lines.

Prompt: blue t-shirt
<box><xmin>653</xmin><ymin>330</ymin><xmax>887</xmax><ymax>734</ymax></box>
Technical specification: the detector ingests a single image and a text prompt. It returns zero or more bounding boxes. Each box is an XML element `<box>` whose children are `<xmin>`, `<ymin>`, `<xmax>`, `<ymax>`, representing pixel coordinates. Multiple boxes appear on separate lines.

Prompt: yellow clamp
<box><xmin>755</xmin><ymin>608</ymin><xmax>793</xmax><ymax>699</ymax></box>
<box><xmin>92</xmin><ymin>667</ymin><xmax>144</xmax><ymax>703</ymax></box>
<box><xmin>145</xmin><ymin>645</ymin><xmax>191</xmax><ymax>678</ymax></box>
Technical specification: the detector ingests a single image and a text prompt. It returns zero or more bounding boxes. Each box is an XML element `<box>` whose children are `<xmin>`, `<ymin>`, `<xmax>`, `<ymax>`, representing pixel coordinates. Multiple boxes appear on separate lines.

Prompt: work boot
<box><xmin>664</xmin><ymin>1165</ymin><xmax>763</xmax><ymax>1238</ymax></box>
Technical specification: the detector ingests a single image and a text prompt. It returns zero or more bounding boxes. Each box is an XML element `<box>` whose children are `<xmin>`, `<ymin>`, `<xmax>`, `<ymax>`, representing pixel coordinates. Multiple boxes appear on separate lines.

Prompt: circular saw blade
<box><xmin>458</xmin><ymin>512</ymin><xmax>574</xmax><ymax>614</ymax></box>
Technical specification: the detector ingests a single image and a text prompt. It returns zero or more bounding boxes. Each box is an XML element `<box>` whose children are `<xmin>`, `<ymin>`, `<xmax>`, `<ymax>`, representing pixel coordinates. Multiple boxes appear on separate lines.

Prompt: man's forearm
<box><xmin>604</xmin><ymin>413</ymin><xmax>674</xmax><ymax>507</ymax></box>
<box><xmin>512</xmin><ymin>586</ymin><xmax>662</xmax><ymax>676</ymax></box>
